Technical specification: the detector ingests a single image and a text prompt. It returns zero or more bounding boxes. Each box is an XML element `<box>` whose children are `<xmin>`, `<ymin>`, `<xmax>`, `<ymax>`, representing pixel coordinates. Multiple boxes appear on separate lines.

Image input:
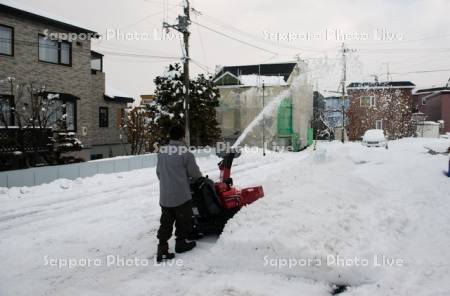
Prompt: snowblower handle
<box><xmin>219</xmin><ymin>152</ymin><xmax>235</xmax><ymax>181</ymax></box>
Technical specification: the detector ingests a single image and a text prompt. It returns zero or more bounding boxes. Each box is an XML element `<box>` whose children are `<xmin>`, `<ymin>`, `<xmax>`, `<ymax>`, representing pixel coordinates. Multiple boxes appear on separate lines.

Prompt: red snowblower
<box><xmin>191</xmin><ymin>150</ymin><xmax>264</xmax><ymax>235</ymax></box>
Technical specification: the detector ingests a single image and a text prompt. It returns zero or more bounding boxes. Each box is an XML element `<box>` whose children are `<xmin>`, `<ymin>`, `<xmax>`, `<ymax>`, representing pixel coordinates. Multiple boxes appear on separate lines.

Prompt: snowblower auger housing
<box><xmin>191</xmin><ymin>150</ymin><xmax>264</xmax><ymax>235</ymax></box>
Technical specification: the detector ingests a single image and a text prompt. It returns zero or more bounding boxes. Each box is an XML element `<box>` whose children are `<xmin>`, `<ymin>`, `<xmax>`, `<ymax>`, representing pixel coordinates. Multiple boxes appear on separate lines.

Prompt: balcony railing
<box><xmin>0</xmin><ymin>127</ymin><xmax>54</xmax><ymax>170</ymax></box>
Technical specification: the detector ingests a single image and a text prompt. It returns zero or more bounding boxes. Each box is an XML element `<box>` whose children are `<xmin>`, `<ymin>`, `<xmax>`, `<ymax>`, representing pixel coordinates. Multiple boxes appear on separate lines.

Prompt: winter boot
<box><xmin>175</xmin><ymin>239</ymin><xmax>196</xmax><ymax>253</ymax></box>
<box><xmin>188</xmin><ymin>231</ymin><xmax>204</xmax><ymax>241</ymax></box>
<box><xmin>156</xmin><ymin>243</ymin><xmax>175</xmax><ymax>263</ymax></box>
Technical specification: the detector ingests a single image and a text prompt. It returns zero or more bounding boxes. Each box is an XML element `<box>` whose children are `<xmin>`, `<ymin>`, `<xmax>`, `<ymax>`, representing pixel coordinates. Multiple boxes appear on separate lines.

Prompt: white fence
<box><xmin>0</xmin><ymin>150</ymin><xmax>215</xmax><ymax>188</ymax></box>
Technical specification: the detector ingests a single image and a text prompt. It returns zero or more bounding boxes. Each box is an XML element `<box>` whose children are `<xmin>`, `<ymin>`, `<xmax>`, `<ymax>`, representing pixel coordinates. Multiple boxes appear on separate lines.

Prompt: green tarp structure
<box><xmin>276</xmin><ymin>97</ymin><xmax>313</xmax><ymax>151</ymax></box>
<box><xmin>307</xmin><ymin>128</ymin><xmax>314</xmax><ymax>146</ymax></box>
<box><xmin>277</xmin><ymin>97</ymin><xmax>293</xmax><ymax>137</ymax></box>
<box><xmin>291</xmin><ymin>133</ymin><xmax>300</xmax><ymax>152</ymax></box>
<box><xmin>277</xmin><ymin>97</ymin><xmax>299</xmax><ymax>151</ymax></box>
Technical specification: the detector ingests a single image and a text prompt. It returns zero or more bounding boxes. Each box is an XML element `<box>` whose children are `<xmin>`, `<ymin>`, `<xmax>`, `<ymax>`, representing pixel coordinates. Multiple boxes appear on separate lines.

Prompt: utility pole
<box><xmin>163</xmin><ymin>0</ymin><xmax>191</xmax><ymax>145</ymax></box>
<box><xmin>340</xmin><ymin>43</ymin><xmax>355</xmax><ymax>143</ymax></box>
<box><xmin>262</xmin><ymin>83</ymin><xmax>266</xmax><ymax>156</ymax></box>
<box><xmin>385</xmin><ymin>63</ymin><xmax>391</xmax><ymax>81</ymax></box>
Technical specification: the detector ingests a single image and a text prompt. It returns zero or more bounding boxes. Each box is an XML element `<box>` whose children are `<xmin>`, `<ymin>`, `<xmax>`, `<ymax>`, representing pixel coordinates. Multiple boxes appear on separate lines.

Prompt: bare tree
<box><xmin>1</xmin><ymin>77</ymin><xmax>83</xmax><ymax>169</ymax></box>
<box><xmin>126</xmin><ymin>106</ymin><xmax>156</xmax><ymax>155</ymax></box>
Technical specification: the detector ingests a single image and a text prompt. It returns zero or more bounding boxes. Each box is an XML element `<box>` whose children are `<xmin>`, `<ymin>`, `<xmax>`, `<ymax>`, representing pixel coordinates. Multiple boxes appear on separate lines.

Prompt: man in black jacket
<box><xmin>156</xmin><ymin>125</ymin><xmax>202</xmax><ymax>262</ymax></box>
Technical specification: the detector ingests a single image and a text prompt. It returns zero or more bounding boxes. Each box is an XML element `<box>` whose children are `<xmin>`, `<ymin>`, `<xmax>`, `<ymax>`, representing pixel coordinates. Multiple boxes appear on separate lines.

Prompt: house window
<box><xmin>360</xmin><ymin>96</ymin><xmax>376</xmax><ymax>107</ymax></box>
<box><xmin>91</xmin><ymin>51</ymin><xmax>103</xmax><ymax>73</ymax></box>
<box><xmin>375</xmin><ymin>120</ymin><xmax>383</xmax><ymax>130</ymax></box>
<box><xmin>0</xmin><ymin>95</ymin><xmax>14</xmax><ymax>126</ymax></box>
<box><xmin>0</xmin><ymin>25</ymin><xmax>13</xmax><ymax>56</ymax></box>
<box><xmin>60</xmin><ymin>42</ymin><xmax>71</xmax><ymax>65</ymax></box>
<box><xmin>47</xmin><ymin>99</ymin><xmax>76</xmax><ymax>131</ymax></box>
<box><xmin>421</xmin><ymin>97</ymin><xmax>427</xmax><ymax>105</ymax></box>
<box><xmin>99</xmin><ymin>107</ymin><xmax>109</xmax><ymax>127</ymax></box>
<box><xmin>38</xmin><ymin>35</ymin><xmax>72</xmax><ymax>65</ymax></box>
<box><xmin>65</xmin><ymin>101</ymin><xmax>76</xmax><ymax>130</ymax></box>
<box><xmin>91</xmin><ymin>59</ymin><xmax>102</xmax><ymax>71</ymax></box>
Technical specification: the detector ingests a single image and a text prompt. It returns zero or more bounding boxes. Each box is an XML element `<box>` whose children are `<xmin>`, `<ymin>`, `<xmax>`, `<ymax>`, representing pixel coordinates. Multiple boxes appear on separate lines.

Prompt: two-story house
<box><xmin>0</xmin><ymin>2</ymin><xmax>133</xmax><ymax>160</ymax></box>
<box><xmin>323</xmin><ymin>96</ymin><xmax>350</xmax><ymax>128</ymax></box>
<box><xmin>346</xmin><ymin>81</ymin><xmax>415</xmax><ymax>140</ymax></box>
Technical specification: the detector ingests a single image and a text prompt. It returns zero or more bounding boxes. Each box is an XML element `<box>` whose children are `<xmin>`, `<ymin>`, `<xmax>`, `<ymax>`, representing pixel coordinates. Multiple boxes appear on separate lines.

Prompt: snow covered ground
<box><xmin>1</xmin><ymin>138</ymin><xmax>449</xmax><ymax>296</ymax></box>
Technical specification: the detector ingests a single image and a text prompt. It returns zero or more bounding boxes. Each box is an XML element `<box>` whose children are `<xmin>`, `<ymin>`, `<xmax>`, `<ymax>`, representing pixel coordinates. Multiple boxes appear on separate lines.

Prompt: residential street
<box><xmin>1</xmin><ymin>138</ymin><xmax>449</xmax><ymax>296</ymax></box>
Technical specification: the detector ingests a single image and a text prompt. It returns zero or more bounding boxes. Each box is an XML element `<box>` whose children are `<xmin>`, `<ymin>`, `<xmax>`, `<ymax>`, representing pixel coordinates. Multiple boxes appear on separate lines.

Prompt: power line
<box><xmin>355</xmin><ymin>47</ymin><xmax>450</xmax><ymax>52</ymax></box>
<box><xmin>387</xmin><ymin>51</ymin><xmax>450</xmax><ymax>73</ymax></box>
<box><xmin>96</xmin><ymin>49</ymin><xmax>180</xmax><ymax>60</ymax></box>
<box><xmin>118</xmin><ymin>10</ymin><xmax>164</xmax><ymax>31</ymax></box>
<box><xmin>190</xmin><ymin>58</ymin><xmax>213</xmax><ymax>74</ymax></box>
<box><xmin>390</xmin><ymin>69</ymin><xmax>450</xmax><ymax>75</ymax></box>
<box><xmin>198</xmin><ymin>12</ymin><xmax>335</xmax><ymax>54</ymax></box>
<box><xmin>191</xmin><ymin>20</ymin><xmax>278</xmax><ymax>55</ymax></box>
<box><xmin>347</xmin><ymin>33</ymin><xmax>450</xmax><ymax>46</ymax></box>
<box><xmin>94</xmin><ymin>42</ymin><xmax>180</xmax><ymax>58</ymax></box>
<box><xmin>144</xmin><ymin>0</ymin><xmax>183</xmax><ymax>7</ymax></box>
<box><xmin>193</xmin><ymin>14</ymin><xmax>208</xmax><ymax>69</ymax></box>
<box><xmin>105</xmin><ymin>56</ymin><xmax>173</xmax><ymax>63</ymax></box>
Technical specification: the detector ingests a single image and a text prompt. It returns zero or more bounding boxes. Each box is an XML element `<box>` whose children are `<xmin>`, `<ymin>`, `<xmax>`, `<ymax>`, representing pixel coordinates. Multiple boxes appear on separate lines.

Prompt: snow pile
<box><xmin>423</xmin><ymin>140</ymin><xmax>450</xmax><ymax>154</ymax></box>
<box><xmin>1</xmin><ymin>138</ymin><xmax>450</xmax><ymax>295</ymax></box>
<box><xmin>239</xmin><ymin>74</ymin><xmax>288</xmax><ymax>87</ymax></box>
<box><xmin>210</xmin><ymin>139</ymin><xmax>450</xmax><ymax>294</ymax></box>
<box><xmin>362</xmin><ymin>129</ymin><xmax>386</xmax><ymax>142</ymax></box>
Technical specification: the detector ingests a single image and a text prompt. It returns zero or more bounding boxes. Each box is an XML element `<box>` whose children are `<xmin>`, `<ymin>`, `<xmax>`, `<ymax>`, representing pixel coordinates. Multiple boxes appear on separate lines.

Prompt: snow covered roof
<box><xmin>238</xmin><ymin>74</ymin><xmax>288</xmax><ymax>87</ymax></box>
<box><xmin>414</xmin><ymin>86</ymin><xmax>449</xmax><ymax>94</ymax></box>
<box><xmin>91</xmin><ymin>50</ymin><xmax>104</xmax><ymax>58</ymax></box>
<box><xmin>414</xmin><ymin>86</ymin><xmax>450</xmax><ymax>101</ymax></box>
<box><xmin>104</xmin><ymin>83</ymin><xmax>134</xmax><ymax>103</ymax></box>
<box><xmin>419</xmin><ymin>121</ymin><xmax>441</xmax><ymax>125</ymax></box>
<box><xmin>347</xmin><ymin>81</ymin><xmax>415</xmax><ymax>89</ymax></box>
<box><xmin>421</xmin><ymin>89</ymin><xmax>450</xmax><ymax>101</ymax></box>
<box><xmin>215</xmin><ymin>62</ymin><xmax>297</xmax><ymax>83</ymax></box>
<box><xmin>0</xmin><ymin>0</ymin><xmax>97</xmax><ymax>34</ymax></box>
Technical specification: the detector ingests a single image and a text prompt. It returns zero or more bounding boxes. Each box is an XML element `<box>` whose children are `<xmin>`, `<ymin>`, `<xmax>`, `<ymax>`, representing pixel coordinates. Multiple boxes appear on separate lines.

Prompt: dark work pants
<box><xmin>157</xmin><ymin>200</ymin><xmax>193</xmax><ymax>244</ymax></box>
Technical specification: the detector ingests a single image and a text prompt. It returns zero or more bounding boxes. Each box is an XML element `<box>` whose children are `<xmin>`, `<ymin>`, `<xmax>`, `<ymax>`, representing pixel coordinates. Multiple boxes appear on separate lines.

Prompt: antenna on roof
<box><xmin>383</xmin><ymin>63</ymin><xmax>392</xmax><ymax>81</ymax></box>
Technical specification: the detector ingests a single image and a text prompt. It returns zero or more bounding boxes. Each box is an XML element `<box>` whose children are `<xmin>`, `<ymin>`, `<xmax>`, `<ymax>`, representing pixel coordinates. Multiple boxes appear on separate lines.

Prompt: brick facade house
<box><xmin>346</xmin><ymin>81</ymin><xmax>415</xmax><ymax>140</ymax></box>
<box><xmin>0</xmin><ymin>3</ymin><xmax>133</xmax><ymax>160</ymax></box>
<box><xmin>414</xmin><ymin>87</ymin><xmax>450</xmax><ymax>133</ymax></box>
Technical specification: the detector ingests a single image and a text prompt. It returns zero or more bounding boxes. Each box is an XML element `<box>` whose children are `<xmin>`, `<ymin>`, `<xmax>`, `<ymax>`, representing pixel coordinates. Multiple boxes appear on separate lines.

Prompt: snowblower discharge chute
<box><xmin>191</xmin><ymin>150</ymin><xmax>264</xmax><ymax>235</ymax></box>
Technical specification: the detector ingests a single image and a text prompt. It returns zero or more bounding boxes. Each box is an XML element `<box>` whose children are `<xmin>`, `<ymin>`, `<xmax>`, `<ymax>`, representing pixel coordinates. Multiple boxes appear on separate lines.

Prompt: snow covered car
<box><xmin>362</xmin><ymin>129</ymin><xmax>388</xmax><ymax>148</ymax></box>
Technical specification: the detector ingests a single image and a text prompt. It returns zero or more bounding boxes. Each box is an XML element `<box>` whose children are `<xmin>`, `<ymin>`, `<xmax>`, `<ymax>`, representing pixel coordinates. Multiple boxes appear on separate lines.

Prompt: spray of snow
<box><xmin>231</xmin><ymin>73</ymin><xmax>306</xmax><ymax>148</ymax></box>
<box><xmin>232</xmin><ymin>89</ymin><xmax>289</xmax><ymax>148</ymax></box>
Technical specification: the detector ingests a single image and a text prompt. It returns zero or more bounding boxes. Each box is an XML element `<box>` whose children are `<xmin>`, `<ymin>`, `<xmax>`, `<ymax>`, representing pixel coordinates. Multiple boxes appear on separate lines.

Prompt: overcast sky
<box><xmin>8</xmin><ymin>0</ymin><xmax>450</xmax><ymax>99</ymax></box>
